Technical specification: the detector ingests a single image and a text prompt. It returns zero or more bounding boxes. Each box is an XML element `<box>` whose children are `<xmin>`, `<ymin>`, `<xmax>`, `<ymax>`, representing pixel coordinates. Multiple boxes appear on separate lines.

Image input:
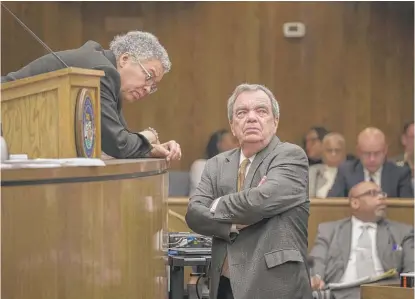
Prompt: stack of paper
<box><xmin>2</xmin><ymin>158</ymin><xmax>105</xmax><ymax>168</ymax></box>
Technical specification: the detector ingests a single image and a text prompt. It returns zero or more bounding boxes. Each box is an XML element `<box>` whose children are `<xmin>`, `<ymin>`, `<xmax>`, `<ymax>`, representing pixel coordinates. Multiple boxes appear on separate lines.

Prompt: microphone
<box><xmin>1</xmin><ymin>3</ymin><xmax>69</xmax><ymax>69</ymax></box>
<box><xmin>308</xmin><ymin>256</ymin><xmax>316</xmax><ymax>277</ymax></box>
<box><xmin>308</xmin><ymin>257</ymin><xmax>326</xmax><ymax>299</ymax></box>
<box><xmin>308</xmin><ymin>256</ymin><xmax>315</xmax><ymax>268</ymax></box>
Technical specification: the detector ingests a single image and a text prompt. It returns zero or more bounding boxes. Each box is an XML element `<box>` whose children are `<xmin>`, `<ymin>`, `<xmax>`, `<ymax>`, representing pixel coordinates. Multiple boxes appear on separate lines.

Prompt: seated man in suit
<box><xmin>310</xmin><ymin>181</ymin><xmax>414</xmax><ymax>299</ymax></box>
<box><xmin>327</xmin><ymin>127</ymin><xmax>413</xmax><ymax>198</ymax></box>
<box><xmin>309</xmin><ymin>133</ymin><xmax>347</xmax><ymax>198</ymax></box>
<box><xmin>2</xmin><ymin>31</ymin><xmax>181</xmax><ymax>161</ymax></box>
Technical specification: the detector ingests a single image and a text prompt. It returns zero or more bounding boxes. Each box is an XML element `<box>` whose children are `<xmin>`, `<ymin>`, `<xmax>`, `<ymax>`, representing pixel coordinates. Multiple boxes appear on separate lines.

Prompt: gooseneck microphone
<box><xmin>1</xmin><ymin>3</ymin><xmax>69</xmax><ymax>68</ymax></box>
<box><xmin>308</xmin><ymin>256</ymin><xmax>316</xmax><ymax>277</ymax></box>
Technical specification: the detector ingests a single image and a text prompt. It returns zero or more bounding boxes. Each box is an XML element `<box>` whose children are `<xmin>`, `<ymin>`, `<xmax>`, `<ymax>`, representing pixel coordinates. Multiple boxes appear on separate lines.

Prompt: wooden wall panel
<box><xmin>1</xmin><ymin>2</ymin><xmax>83</xmax><ymax>70</ymax></box>
<box><xmin>1</xmin><ymin>2</ymin><xmax>413</xmax><ymax>170</ymax></box>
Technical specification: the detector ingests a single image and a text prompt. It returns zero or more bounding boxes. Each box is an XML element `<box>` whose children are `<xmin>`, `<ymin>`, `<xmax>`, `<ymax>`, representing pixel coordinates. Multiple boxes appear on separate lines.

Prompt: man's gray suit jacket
<box><xmin>309</xmin><ymin>218</ymin><xmax>414</xmax><ymax>299</ymax></box>
<box><xmin>1</xmin><ymin>41</ymin><xmax>151</xmax><ymax>158</ymax></box>
<box><xmin>186</xmin><ymin>136</ymin><xmax>313</xmax><ymax>299</ymax></box>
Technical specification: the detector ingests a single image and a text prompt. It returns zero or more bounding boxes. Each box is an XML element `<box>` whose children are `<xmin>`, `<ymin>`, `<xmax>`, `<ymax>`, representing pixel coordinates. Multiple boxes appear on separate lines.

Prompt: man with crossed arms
<box><xmin>186</xmin><ymin>84</ymin><xmax>312</xmax><ymax>299</ymax></box>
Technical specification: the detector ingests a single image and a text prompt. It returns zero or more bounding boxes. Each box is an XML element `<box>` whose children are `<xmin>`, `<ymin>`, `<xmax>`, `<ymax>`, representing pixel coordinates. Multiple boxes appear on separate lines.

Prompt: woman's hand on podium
<box><xmin>149</xmin><ymin>140</ymin><xmax>181</xmax><ymax>162</ymax></box>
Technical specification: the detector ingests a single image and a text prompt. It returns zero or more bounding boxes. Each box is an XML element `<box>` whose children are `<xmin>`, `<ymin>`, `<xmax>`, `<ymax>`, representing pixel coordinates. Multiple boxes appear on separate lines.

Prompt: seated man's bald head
<box><xmin>348</xmin><ymin>181</ymin><xmax>387</xmax><ymax>222</ymax></box>
<box><xmin>357</xmin><ymin>127</ymin><xmax>388</xmax><ymax>174</ymax></box>
<box><xmin>348</xmin><ymin>181</ymin><xmax>379</xmax><ymax>199</ymax></box>
<box><xmin>357</xmin><ymin>127</ymin><xmax>386</xmax><ymax>145</ymax></box>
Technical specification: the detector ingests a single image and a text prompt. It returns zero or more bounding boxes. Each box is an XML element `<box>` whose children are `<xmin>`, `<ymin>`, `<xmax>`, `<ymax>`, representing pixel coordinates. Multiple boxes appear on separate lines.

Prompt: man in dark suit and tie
<box><xmin>310</xmin><ymin>181</ymin><xmax>414</xmax><ymax>299</ymax></box>
<box><xmin>186</xmin><ymin>84</ymin><xmax>312</xmax><ymax>299</ymax></box>
<box><xmin>328</xmin><ymin>127</ymin><xmax>413</xmax><ymax>198</ymax></box>
<box><xmin>1</xmin><ymin>31</ymin><xmax>181</xmax><ymax>161</ymax></box>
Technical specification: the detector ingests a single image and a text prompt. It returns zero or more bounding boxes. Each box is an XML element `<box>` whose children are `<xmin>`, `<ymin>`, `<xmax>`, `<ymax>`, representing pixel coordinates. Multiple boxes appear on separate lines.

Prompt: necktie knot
<box><xmin>360</xmin><ymin>224</ymin><xmax>371</xmax><ymax>231</ymax></box>
<box><xmin>240</xmin><ymin>158</ymin><xmax>251</xmax><ymax>171</ymax></box>
<box><xmin>361</xmin><ymin>223</ymin><xmax>375</xmax><ymax>230</ymax></box>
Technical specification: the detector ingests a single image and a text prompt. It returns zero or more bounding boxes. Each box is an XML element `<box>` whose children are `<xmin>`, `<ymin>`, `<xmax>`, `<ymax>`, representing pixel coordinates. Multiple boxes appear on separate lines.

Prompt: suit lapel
<box><xmin>380</xmin><ymin>163</ymin><xmax>391</xmax><ymax>194</ymax></box>
<box><xmin>222</xmin><ymin>149</ymin><xmax>241</xmax><ymax>194</ymax></box>
<box><xmin>376</xmin><ymin>220</ymin><xmax>394</xmax><ymax>270</ymax></box>
<box><xmin>244</xmin><ymin>136</ymin><xmax>280</xmax><ymax>189</ymax></box>
<box><xmin>340</xmin><ymin>219</ymin><xmax>352</xmax><ymax>269</ymax></box>
<box><xmin>355</xmin><ymin>162</ymin><xmax>365</xmax><ymax>185</ymax></box>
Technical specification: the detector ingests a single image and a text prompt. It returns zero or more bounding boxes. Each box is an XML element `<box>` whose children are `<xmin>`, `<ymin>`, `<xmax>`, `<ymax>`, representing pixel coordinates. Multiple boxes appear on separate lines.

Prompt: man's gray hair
<box><xmin>109</xmin><ymin>31</ymin><xmax>172</xmax><ymax>73</ymax></box>
<box><xmin>227</xmin><ymin>83</ymin><xmax>280</xmax><ymax>121</ymax></box>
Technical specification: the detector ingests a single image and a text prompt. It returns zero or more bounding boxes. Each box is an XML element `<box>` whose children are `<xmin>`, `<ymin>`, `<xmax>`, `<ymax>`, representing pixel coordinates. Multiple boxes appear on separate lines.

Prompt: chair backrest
<box><xmin>168</xmin><ymin>171</ymin><xmax>190</xmax><ymax>197</ymax></box>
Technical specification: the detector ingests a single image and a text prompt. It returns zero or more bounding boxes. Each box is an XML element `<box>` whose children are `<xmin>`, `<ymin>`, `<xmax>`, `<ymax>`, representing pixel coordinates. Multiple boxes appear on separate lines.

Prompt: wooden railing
<box><xmin>168</xmin><ymin>198</ymin><xmax>414</xmax><ymax>247</ymax></box>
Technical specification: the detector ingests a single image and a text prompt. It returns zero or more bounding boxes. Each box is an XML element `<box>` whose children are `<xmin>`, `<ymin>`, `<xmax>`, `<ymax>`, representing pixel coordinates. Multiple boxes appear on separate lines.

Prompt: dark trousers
<box><xmin>217</xmin><ymin>276</ymin><xmax>234</xmax><ymax>299</ymax></box>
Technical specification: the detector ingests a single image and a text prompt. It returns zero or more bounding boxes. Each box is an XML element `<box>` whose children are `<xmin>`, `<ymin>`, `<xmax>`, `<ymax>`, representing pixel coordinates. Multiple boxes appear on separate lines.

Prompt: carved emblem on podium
<box><xmin>75</xmin><ymin>89</ymin><xmax>96</xmax><ymax>158</ymax></box>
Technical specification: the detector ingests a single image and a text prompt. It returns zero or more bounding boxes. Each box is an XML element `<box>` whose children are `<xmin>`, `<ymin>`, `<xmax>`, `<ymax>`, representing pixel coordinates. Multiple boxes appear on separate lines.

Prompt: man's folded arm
<box><xmin>185</xmin><ymin>160</ymin><xmax>235</xmax><ymax>243</ymax></box>
<box><xmin>211</xmin><ymin>145</ymin><xmax>309</xmax><ymax>224</ymax></box>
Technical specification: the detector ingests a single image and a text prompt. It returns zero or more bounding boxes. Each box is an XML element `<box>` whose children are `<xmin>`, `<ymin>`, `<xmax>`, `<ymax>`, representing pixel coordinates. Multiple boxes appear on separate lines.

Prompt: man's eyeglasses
<box><xmin>137</xmin><ymin>60</ymin><xmax>158</xmax><ymax>94</ymax></box>
<box><xmin>361</xmin><ymin>151</ymin><xmax>384</xmax><ymax>159</ymax></box>
<box><xmin>354</xmin><ymin>189</ymin><xmax>387</xmax><ymax>199</ymax></box>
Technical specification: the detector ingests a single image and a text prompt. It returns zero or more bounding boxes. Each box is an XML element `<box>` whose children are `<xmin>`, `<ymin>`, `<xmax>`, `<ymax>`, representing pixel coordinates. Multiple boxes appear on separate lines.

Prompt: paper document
<box><xmin>2</xmin><ymin>158</ymin><xmax>105</xmax><ymax>168</ymax></box>
<box><xmin>327</xmin><ymin>269</ymin><xmax>398</xmax><ymax>290</ymax></box>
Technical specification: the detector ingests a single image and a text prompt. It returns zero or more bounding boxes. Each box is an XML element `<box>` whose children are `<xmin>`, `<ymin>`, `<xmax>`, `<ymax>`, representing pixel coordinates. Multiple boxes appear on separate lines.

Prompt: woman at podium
<box><xmin>1</xmin><ymin>30</ymin><xmax>181</xmax><ymax>161</ymax></box>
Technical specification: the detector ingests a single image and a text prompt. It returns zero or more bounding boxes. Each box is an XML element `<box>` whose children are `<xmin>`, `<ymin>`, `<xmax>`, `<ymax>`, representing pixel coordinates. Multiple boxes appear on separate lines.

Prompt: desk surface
<box><xmin>361</xmin><ymin>284</ymin><xmax>414</xmax><ymax>299</ymax></box>
<box><xmin>1</xmin><ymin>158</ymin><xmax>166</xmax><ymax>184</ymax></box>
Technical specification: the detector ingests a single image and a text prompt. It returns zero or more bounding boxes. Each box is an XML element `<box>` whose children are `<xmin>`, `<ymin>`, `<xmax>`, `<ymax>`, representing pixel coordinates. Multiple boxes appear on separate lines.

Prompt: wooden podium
<box><xmin>2</xmin><ymin>159</ymin><xmax>169</xmax><ymax>299</ymax></box>
<box><xmin>0</xmin><ymin>68</ymin><xmax>104</xmax><ymax>158</ymax></box>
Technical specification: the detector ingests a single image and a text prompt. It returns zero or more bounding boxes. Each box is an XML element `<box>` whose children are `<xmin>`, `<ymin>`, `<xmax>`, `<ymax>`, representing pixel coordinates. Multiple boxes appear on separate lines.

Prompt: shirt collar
<box><xmin>324</xmin><ymin>165</ymin><xmax>338</xmax><ymax>172</ymax></box>
<box><xmin>240</xmin><ymin>151</ymin><xmax>256</xmax><ymax>165</ymax></box>
<box><xmin>363</xmin><ymin>165</ymin><xmax>383</xmax><ymax>180</ymax></box>
<box><xmin>351</xmin><ymin>215</ymin><xmax>377</xmax><ymax>229</ymax></box>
